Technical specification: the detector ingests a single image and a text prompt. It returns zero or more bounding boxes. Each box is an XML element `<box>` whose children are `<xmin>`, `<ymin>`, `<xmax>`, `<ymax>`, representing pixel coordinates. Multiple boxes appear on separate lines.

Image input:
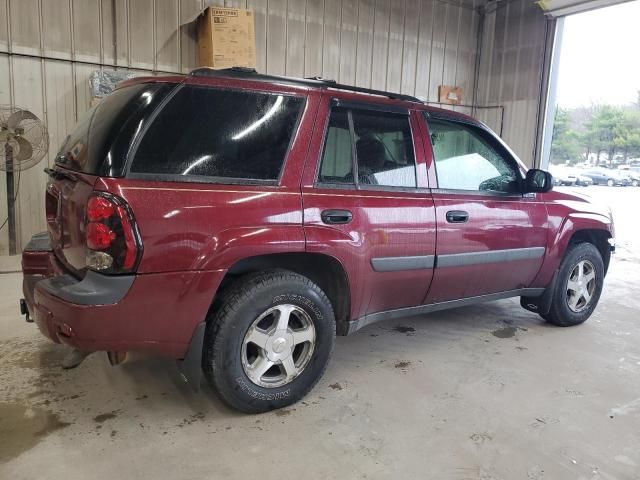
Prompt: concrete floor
<box><xmin>1</xmin><ymin>186</ymin><xmax>639</xmax><ymax>479</ymax></box>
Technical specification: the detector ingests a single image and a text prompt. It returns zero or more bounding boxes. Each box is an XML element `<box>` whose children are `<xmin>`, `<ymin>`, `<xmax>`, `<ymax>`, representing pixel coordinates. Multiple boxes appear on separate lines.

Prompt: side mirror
<box><xmin>524</xmin><ymin>169</ymin><xmax>553</xmax><ymax>193</ymax></box>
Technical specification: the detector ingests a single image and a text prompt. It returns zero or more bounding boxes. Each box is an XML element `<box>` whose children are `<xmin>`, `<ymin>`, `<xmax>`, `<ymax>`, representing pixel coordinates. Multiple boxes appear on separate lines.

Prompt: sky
<box><xmin>556</xmin><ymin>0</ymin><xmax>640</xmax><ymax>108</ymax></box>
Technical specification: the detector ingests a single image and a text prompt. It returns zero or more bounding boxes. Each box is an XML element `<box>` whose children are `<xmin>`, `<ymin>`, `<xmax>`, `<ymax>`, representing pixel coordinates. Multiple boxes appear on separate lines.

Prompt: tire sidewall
<box><xmin>209</xmin><ymin>275</ymin><xmax>335</xmax><ymax>412</ymax></box>
<box><xmin>550</xmin><ymin>243</ymin><xmax>604</xmax><ymax>326</ymax></box>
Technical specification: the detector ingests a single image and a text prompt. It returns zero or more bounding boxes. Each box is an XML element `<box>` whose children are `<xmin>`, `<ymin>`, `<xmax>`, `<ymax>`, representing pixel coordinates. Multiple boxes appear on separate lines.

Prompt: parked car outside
<box><xmin>618</xmin><ymin>166</ymin><xmax>640</xmax><ymax>187</ymax></box>
<box><xmin>550</xmin><ymin>165</ymin><xmax>593</xmax><ymax>187</ymax></box>
<box><xmin>549</xmin><ymin>165</ymin><xmax>578</xmax><ymax>186</ymax></box>
<box><xmin>579</xmin><ymin>167</ymin><xmax>631</xmax><ymax>186</ymax></box>
<box><xmin>21</xmin><ymin>68</ymin><xmax>615</xmax><ymax>413</ymax></box>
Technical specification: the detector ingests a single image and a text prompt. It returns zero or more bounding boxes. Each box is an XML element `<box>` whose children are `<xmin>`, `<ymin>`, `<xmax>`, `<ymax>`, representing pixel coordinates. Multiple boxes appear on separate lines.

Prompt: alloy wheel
<box><xmin>241</xmin><ymin>304</ymin><xmax>316</xmax><ymax>388</ymax></box>
<box><xmin>566</xmin><ymin>260</ymin><xmax>597</xmax><ymax>313</ymax></box>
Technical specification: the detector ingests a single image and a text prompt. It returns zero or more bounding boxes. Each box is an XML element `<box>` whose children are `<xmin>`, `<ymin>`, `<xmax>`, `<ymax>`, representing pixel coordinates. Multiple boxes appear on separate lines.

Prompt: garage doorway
<box><xmin>541</xmin><ymin>0</ymin><xmax>640</xmax><ymax>258</ymax></box>
<box><xmin>541</xmin><ymin>0</ymin><xmax>640</xmax><ymax>173</ymax></box>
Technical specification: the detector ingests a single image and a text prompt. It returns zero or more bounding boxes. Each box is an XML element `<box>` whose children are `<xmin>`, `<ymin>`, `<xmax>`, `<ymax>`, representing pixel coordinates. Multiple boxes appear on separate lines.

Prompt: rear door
<box><xmin>302</xmin><ymin>95</ymin><xmax>436</xmax><ymax>321</ymax></box>
<box><xmin>421</xmin><ymin>113</ymin><xmax>548</xmax><ymax>303</ymax></box>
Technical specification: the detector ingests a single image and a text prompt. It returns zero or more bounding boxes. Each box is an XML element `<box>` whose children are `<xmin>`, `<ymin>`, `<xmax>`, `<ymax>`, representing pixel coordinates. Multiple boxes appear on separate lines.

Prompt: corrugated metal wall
<box><xmin>475</xmin><ymin>0</ymin><xmax>549</xmax><ymax>169</ymax></box>
<box><xmin>0</xmin><ymin>0</ymin><xmax>549</xmax><ymax>254</ymax></box>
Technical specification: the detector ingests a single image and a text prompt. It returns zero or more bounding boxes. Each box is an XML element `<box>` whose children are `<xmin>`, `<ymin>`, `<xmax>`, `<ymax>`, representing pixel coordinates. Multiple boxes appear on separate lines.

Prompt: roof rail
<box><xmin>190</xmin><ymin>67</ymin><xmax>422</xmax><ymax>103</ymax></box>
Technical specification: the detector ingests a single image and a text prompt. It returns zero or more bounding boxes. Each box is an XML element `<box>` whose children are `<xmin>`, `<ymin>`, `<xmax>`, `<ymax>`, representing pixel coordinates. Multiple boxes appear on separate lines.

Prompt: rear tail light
<box><xmin>85</xmin><ymin>193</ymin><xmax>142</xmax><ymax>274</ymax></box>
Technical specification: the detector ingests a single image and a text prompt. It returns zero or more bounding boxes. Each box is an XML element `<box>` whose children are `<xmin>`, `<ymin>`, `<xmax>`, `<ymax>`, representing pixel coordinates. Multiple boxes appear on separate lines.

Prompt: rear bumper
<box><xmin>22</xmin><ymin>233</ymin><xmax>224</xmax><ymax>359</ymax></box>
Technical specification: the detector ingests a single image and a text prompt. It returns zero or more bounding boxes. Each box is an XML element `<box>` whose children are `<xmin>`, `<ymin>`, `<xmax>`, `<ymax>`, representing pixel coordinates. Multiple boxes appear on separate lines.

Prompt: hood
<box><xmin>543</xmin><ymin>188</ymin><xmax>613</xmax><ymax>220</ymax></box>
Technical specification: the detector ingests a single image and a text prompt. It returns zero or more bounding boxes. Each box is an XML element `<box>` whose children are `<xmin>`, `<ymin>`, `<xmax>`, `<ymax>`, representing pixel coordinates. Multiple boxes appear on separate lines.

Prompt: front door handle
<box><xmin>321</xmin><ymin>209</ymin><xmax>353</xmax><ymax>225</ymax></box>
<box><xmin>446</xmin><ymin>210</ymin><xmax>469</xmax><ymax>223</ymax></box>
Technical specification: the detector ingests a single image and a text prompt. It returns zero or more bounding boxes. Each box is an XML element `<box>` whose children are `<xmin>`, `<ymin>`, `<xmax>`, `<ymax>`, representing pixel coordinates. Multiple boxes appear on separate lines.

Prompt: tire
<box><xmin>607</xmin><ymin>179</ymin><xmax>615</xmax><ymax>187</ymax></box>
<box><xmin>203</xmin><ymin>269</ymin><xmax>335</xmax><ymax>413</ymax></box>
<box><xmin>632</xmin><ymin>180</ymin><xmax>639</xmax><ymax>187</ymax></box>
<box><xmin>542</xmin><ymin>242</ymin><xmax>604</xmax><ymax>327</ymax></box>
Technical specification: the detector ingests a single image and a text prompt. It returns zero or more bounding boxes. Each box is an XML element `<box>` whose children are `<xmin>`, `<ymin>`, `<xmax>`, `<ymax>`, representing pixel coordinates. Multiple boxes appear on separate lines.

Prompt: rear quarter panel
<box><xmin>96</xmin><ymin>88</ymin><xmax>320</xmax><ymax>274</ymax></box>
<box><xmin>98</xmin><ymin>180</ymin><xmax>306</xmax><ymax>273</ymax></box>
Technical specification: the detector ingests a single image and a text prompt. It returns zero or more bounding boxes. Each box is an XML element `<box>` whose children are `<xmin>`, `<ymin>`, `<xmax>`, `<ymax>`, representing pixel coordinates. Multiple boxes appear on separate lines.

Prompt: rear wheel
<box><xmin>607</xmin><ymin>179</ymin><xmax>615</xmax><ymax>187</ymax></box>
<box><xmin>543</xmin><ymin>243</ymin><xmax>604</xmax><ymax>327</ymax></box>
<box><xmin>203</xmin><ymin>270</ymin><xmax>335</xmax><ymax>413</ymax></box>
<box><xmin>632</xmin><ymin>179</ymin><xmax>639</xmax><ymax>187</ymax></box>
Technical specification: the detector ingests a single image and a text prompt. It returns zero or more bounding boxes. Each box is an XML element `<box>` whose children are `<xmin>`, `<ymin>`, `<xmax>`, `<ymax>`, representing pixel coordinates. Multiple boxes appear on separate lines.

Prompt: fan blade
<box><xmin>7</xmin><ymin>110</ymin><xmax>38</xmax><ymax>130</ymax></box>
<box><xmin>15</xmin><ymin>136</ymin><xmax>34</xmax><ymax>161</ymax></box>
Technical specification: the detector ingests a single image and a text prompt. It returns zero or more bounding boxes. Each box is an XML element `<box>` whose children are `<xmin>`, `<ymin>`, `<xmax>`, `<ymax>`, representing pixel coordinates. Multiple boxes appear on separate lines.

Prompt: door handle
<box><xmin>446</xmin><ymin>210</ymin><xmax>469</xmax><ymax>223</ymax></box>
<box><xmin>321</xmin><ymin>209</ymin><xmax>353</xmax><ymax>225</ymax></box>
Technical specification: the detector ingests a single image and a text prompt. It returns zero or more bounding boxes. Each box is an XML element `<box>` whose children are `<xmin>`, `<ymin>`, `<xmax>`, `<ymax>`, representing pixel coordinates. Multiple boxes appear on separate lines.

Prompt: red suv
<box><xmin>21</xmin><ymin>67</ymin><xmax>614</xmax><ymax>412</ymax></box>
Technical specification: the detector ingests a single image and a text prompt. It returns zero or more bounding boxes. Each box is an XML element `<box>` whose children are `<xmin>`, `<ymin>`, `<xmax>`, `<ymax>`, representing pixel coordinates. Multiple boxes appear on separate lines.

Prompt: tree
<box><xmin>550</xmin><ymin>108</ymin><xmax>581</xmax><ymax>164</ymax></box>
<box><xmin>614</xmin><ymin>110</ymin><xmax>640</xmax><ymax>161</ymax></box>
<box><xmin>550</xmin><ymin>103</ymin><xmax>640</xmax><ymax>165</ymax></box>
<box><xmin>583</xmin><ymin>106</ymin><xmax>624</xmax><ymax>165</ymax></box>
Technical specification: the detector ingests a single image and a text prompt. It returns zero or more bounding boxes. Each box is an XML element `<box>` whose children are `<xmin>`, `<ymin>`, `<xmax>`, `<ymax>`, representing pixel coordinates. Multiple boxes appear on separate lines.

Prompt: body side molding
<box><xmin>370</xmin><ymin>247</ymin><xmax>546</xmax><ymax>273</ymax></box>
<box><xmin>437</xmin><ymin>247</ymin><xmax>545</xmax><ymax>268</ymax></box>
<box><xmin>371</xmin><ymin>255</ymin><xmax>435</xmax><ymax>272</ymax></box>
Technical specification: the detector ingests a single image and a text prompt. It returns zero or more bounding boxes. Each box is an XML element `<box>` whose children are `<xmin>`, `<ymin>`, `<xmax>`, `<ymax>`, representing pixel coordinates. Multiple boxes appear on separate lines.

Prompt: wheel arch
<box><xmin>568</xmin><ymin>228</ymin><xmax>612</xmax><ymax>275</ymax></box>
<box><xmin>216</xmin><ymin>252</ymin><xmax>352</xmax><ymax>335</ymax></box>
<box><xmin>531</xmin><ymin>213</ymin><xmax>613</xmax><ymax>288</ymax></box>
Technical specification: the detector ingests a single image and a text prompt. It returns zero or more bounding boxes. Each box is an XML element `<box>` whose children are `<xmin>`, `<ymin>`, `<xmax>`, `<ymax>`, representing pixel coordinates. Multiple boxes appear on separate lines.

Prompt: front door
<box><xmin>422</xmin><ymin>114</ymin><xmax>548</xmax><ymax>304</ymax></box>
<box><xmin>302</xmin><ymin>96</ymin><xmax>436</xmax><ymax>321</ymax></box>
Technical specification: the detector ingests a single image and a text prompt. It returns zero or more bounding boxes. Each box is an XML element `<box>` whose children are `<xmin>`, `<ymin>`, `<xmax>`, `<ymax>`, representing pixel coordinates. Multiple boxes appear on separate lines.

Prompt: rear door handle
<box><xmin>446</xmin><ymin>210</ymin><xmax>469</xmax><ymax>223</ymax></box>
<box><xmin>321</xmin><ymin>209</ymin><xmax>353</xmax><ymax>225</ymax></box>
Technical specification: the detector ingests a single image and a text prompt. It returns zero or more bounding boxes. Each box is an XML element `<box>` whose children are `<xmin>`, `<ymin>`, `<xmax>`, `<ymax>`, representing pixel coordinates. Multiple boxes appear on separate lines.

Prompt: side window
<box><xmin>130</xmin><ymin>85</ymin><xmax>304</xmax><ymax>181</ymax></box>
<box><xmin>352</xmin><ymin>110</ymin><xmax>416</xmax><ymax>188</ymax></box>
<box><xmin>317</xmin><ymin>105</ymin><xmax>417</xmax><ymax>188</ymax></box>
<box><xmin>427</xmin><ymin>118</ymin><xmax>520</xmax><ymax>193</ymax></box>
<box><xmin>318</xmin><ymin>108</ymin><xmax>354</xmax><ymax>184</ymax></box>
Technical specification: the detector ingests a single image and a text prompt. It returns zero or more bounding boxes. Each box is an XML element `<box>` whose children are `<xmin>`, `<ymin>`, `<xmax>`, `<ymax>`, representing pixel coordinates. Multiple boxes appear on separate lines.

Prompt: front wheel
<box><xmin>607</xmin><ymin>179</ymin><xmax>615</xmax><ymax>187</ymax></box>
<box><xmin>203</xmin><ymin>270</ymin><xmax>335</xmax><ymax>413</ymax></box>
<box><xmin>632</xmin><ymin>179</ymin><xmax>639</xmax><ymax>187</ymax></box>
<box><xmin>542</xmin><ymin>243</ymin><xmax>604</xmax><ymax>327</ymax></box>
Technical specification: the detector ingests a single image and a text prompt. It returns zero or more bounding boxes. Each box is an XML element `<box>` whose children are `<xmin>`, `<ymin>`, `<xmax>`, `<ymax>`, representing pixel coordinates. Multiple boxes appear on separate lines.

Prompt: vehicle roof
<box><xmin>118</xmin><ymin>67</ymin><xmax>478</xmax><ymax>124</ymax></box>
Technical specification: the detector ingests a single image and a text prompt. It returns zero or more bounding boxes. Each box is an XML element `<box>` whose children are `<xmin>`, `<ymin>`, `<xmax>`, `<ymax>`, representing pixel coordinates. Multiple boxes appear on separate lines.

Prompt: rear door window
<box><xmin>317</xmin><ymin>105</ymin><xmax>417</xmax><ymax>188</ymax></box>
<box><xmin>352</xmin><ymin>109</ymin><xmax>416</xmax><ymax>188</ymax></box>
<box><xmin>318</xmin><ymin>108</ymin><xmax>354</xmax><ymax>184</ymax></box>
<box><xmin>130</xmin><ymin>85</ymin><xmax>305</xmax><ymax>182</ymax></box>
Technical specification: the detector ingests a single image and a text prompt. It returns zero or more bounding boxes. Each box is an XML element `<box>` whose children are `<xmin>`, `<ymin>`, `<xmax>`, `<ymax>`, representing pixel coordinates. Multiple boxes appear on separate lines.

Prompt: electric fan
<box><xmin>0</xmin><ymin>106</ymin><xmax>49</xmax><ymax>254</ymax></box>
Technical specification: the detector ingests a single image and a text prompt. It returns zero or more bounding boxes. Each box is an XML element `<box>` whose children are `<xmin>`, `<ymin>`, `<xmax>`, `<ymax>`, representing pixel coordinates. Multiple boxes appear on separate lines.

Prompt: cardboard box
<box><xmin>197</xmin><ymin>7</ymin><xmax>256</xmax><ymax>69</ymax></box>
<box><xmin>438</xmin><ymin>85</ymin><xmax>464</xmax><ymax>105</ymax></box>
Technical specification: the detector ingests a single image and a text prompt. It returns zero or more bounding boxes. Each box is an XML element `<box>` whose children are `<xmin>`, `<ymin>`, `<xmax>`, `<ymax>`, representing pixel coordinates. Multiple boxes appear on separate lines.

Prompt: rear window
<box><xmin>56</xmin><ymin>82</ymin><xmax>174</xmax><ymax>176</ymax></box>
<box><xmin>129</xmin><ymin>85</ymin><xmax>305</xmax><ymax>182</ymax></box>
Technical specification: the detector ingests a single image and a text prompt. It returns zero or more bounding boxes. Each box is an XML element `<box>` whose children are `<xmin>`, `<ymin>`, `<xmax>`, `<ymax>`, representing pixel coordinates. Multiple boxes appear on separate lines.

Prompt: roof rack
<box><xmin>190</xmin><ymin>67</ymin><xmax>422</xmax><ymax>103</ymax></box>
